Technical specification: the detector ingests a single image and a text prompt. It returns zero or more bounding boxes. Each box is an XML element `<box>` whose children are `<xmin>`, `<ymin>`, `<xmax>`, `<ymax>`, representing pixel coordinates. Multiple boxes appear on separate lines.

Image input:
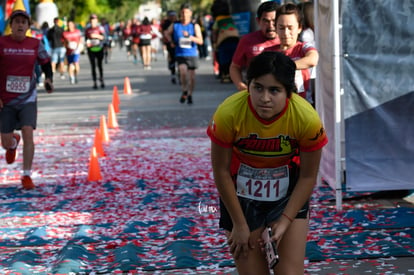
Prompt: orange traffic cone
<box><xmin>88</xmin><ymin>147</ymin><xmax>102</xmax><ymax>181</ymax></box>
<box><xmin>100</xmin><ymin>115</ymin><xmax>110</xmax><ymax>143</ymax></box>
<box><xmin>112</xmin><ymin>86</ymin><xmax>120</xmax><ymax>113</ymax></box>
<box><xmin>107</xmin><ymin>103</ymin><xmax>119</xmax><ymax>129</ymax></box>
<box><xmin>94</xmin><ymin>128</ymin><xmax>105</xmax><ymax>157</ymax></box>
<box><xmin>123</xmin><ymin>77</ymin><xmax>132</xmax><ymax>95</ymax></box>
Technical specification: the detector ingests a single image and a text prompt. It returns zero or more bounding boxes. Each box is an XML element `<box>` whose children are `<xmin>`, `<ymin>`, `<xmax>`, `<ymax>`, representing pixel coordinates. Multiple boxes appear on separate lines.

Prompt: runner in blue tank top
<box><xmin>165</xmin><ymin>3</ymin><xmax>203</xmax><ymax>104</ymax></box>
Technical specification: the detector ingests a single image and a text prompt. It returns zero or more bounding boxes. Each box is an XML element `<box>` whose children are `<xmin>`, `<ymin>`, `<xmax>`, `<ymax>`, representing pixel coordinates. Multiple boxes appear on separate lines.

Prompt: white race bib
<box><xmin>68</xmin><ymin>41</ymin><xmax>78</xmax><ymax>50</ymax></box>
<box><xmin>6</xmin><ymin>76</ymin><xmax>30</xmax><ymax>93</ymax></box>
<box><xmin>179</xmin><ymin>37</ymin><xmax>192</xmax><ymax>49</ymax></box>
<box><xmin>140</xmin><ymin>33</ymin><xmax>152</xmax><ymax>40</ymax></box>
<box><xmin>236</xmin><ymin>164</ymin><xmax>289</xmax><ymax>201</ymax></box>
<box><xmin>87</xmin><ymin>39</ymin><xmax>101</xmax><ymax>47</ymax></box>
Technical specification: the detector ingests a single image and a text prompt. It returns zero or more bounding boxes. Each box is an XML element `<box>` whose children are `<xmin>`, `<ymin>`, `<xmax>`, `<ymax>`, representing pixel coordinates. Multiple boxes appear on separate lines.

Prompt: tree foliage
<box><xmin>28</xmin><ymin>0</ymin><xmax>215</xmax><ymax>25</ymax></box>
<box><xmin>28</xmin><ymin>0</ymin><xmax>140</xmax><ymax>25</ymax></box>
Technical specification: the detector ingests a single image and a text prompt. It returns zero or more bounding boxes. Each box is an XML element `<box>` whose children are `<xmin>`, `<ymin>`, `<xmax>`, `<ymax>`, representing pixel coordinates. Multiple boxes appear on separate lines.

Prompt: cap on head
<box><xmin>90</xmin><ymin>14</ymin><xmax>98</xmax><ymax>20</ymax></box>
<box><xmin>10</xmin><ymin>10</ymin><xmax>30</xmax><ymax>22</ymax></box>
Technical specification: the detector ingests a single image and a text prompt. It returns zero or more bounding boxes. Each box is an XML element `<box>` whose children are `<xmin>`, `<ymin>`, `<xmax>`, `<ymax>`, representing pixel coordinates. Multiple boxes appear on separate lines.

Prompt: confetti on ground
<box><xmin>0</xmin><ymin>127</ymin><xmax>413</xmax><ymax>274</ymax></box>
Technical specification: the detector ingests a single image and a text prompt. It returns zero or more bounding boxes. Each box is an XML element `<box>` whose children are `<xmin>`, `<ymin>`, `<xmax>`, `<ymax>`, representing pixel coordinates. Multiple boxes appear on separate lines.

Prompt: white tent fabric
<box><xmin>316</xmin><ymin>0</ymin><xmax>414</xmax><ymax>209</ymax></box>
<box><xmin>315</xmin><ymin>0</ymin><xmax>344</xmax><ymax>209</ymax></box>
<box><xmin>341</xmin><ymin>0</ymin><xmax>414</xmax><ymax>192</ymax></box>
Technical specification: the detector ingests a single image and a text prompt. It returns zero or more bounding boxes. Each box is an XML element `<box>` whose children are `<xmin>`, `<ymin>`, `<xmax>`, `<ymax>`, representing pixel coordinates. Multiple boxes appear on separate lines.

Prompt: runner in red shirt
<box><xmin>274</xmin><ymin>3</ymin><xmax>318</xmax><ymax>104</ymax></box>
<box><xmin>0</xmin><ymin>10</ymin><xmax>54</xmax><ymax>189</ymax></box>
<box><xmin>137</xmin><ymin>17</ymin><xmax>154</xmax><ymax>70</ymax></box>
<box><xmin>63</xmin><ymin>20</ymin><xmax>82</xmax><ymax>84</ymax></box>
<box><xmin>122</xmin><ymin>19</ymin><xmax>133</xmax><ymax>58</ymax></box>
<box><xmin>230</xmin><ymin>1</ymin><xmax>280</xmax><ymax>91</ymax></box>
<box><xmin>130</xmin><ymin>18</ymin><xmax>141</xmax><ymax>65</ymax></box>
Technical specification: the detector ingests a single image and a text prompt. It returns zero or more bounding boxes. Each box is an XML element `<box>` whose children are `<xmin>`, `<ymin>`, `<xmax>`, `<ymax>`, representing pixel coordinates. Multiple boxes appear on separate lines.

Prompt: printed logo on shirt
<box><xmin>309</xmin><ymin>127</ymin><xmax>325</xmax><ymax>141</ymax></box>
<box><xmin>235</xmin><ymin>134</ymin><xmax>298</xmax><ymax>157</ymax></box>
<box><xmin>3</xmin><ymin>48</ymin><xmax>35</xmax><ymax>56</ymax></box>
<box><xmin>252</xmin><ymin>46</ymin><xmax>264</xmax><ymax>54</ymax></box>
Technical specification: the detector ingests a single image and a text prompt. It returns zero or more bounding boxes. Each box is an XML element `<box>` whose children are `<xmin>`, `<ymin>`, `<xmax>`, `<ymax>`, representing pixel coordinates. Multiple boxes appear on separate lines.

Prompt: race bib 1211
<box><xmin>236</xmin><ymin>164</ymin><xmax>290</xmax><ymax>201</ymax></box>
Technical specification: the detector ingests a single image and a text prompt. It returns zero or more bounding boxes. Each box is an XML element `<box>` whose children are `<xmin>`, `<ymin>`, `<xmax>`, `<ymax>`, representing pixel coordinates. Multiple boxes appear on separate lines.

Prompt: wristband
<box><xmin>282</xmin><ymin>213</ymin><xmax>293</xmax><ymax>223</ymax></box>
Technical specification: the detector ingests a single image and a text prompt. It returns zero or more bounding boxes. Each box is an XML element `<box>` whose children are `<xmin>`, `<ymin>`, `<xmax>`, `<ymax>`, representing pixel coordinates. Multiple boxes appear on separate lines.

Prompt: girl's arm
<box><xmin>294</xmin><ymin>49</ymin><xmax>319</xmax><ymax>70</ymax></box>
<box><xmin>211</xmin><ymin>142</ymin><xmax>253</xmax><ymax>259</ymax></box>
<box><xmin>191</xmin><ymin>23</ymin><xmax>204</xmax><ymax>45</ymax></box>
<box><xmin>271</xmin><ymin>149</ymin><xmax>322</xmax><ymax>241</ymax></box>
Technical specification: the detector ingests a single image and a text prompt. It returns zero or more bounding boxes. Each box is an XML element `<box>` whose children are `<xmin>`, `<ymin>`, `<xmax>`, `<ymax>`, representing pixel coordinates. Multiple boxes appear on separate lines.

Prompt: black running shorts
<box><xmin>176</xmin><ymin>56</ymin><xmax>198</xmax><ymax>70</ymax></box>
<box><xmin>219</xmin><ymin>196</ymin><xmax>309</xmax><ymax>232</ymax></box>
<box><xmin>0</xmin><ymin>102</ymin><xmax>37</xmax><ymax>133</ymax></box>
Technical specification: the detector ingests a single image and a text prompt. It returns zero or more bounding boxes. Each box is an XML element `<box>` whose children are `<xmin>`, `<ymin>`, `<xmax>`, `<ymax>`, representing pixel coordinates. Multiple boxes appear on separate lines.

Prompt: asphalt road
<box><xmin>37</xmin><ymin>46</ymin><xmax>235</xmax><ymax>135</ymax></box>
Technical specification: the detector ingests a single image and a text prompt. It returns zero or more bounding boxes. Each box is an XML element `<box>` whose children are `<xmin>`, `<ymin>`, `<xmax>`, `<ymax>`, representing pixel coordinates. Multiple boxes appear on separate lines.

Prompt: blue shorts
<box><xmin>51</xmin><ymin>47</ymin><xmax>66</xmax><ymax>63</ymax></box>
<box><xmin>67</xmin><ymin>53</ymin><xmax>80</xmax><ymax>64</ymax></box>
<box><xmin>0</xmin><ymin>102</ymin><xmax>37</xmax><ymax>133</ymax></box>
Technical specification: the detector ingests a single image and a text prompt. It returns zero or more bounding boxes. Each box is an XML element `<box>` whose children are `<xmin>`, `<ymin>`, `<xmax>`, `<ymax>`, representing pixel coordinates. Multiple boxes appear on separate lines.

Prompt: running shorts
<box><xmin>219</xmin><ymin>195</ymin><xmax>309</xmax><ymax>232</ymax></box>
<box><xmin>176</xmin><ymin>56</ymin><xmax>198</xmax><ymax>70</ymax></box>
<box><xmin>67</xmin><ymin>53</ymin><xmax>80</xmax><ymax>64</ymax></box>
<box><xmin>0</xmin><ymin>102</ymin><xmax>37</xmax><ymax>133</ymax></box>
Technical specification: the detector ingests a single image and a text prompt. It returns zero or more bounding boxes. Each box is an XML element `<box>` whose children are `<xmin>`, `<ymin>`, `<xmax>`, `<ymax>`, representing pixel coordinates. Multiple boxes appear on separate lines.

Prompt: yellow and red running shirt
<box><xmin>207</xmin><ymin>91</ymin><xmax>328</xmax><ymax>177</ymax></box>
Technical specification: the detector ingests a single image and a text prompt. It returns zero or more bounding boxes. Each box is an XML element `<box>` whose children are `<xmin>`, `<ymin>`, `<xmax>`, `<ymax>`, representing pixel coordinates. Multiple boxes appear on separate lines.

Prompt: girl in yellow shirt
<box><xmin>207</xmin><ymin>51</ymin><xmax>327</xmax><ymax>274</ymax></box>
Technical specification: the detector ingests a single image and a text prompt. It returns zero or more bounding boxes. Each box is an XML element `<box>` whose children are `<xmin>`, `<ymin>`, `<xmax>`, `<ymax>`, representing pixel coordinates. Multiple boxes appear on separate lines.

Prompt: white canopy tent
<box><xmin>315</xmin><ymin>0</ymin><xmax>414</xmax><ymax>210</ymax></box>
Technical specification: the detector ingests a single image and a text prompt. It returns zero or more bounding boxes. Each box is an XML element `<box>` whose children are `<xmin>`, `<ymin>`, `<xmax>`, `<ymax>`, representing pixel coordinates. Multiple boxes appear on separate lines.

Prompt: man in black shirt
<box><xmin>47</xmin><ymin>17</ymin><xmax>66</xmax><ymax>79</ymax></box>
<box><xmin>161</xmin><ymin>11</ymin><xmax>178</xmax><ymax>84</ymax></box>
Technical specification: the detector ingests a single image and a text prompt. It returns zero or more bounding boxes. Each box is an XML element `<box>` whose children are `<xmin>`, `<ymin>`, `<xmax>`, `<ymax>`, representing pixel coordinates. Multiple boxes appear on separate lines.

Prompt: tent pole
<box><xmin>332</xmin><ymin>0</ymin><xmax>343</xmax><ymax>211</ymax></box>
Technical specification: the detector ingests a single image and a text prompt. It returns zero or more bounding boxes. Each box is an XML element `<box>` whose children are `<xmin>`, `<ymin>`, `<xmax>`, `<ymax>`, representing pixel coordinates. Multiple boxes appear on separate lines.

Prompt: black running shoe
<box><xmin>180</xmin><ymin>91</ymin><xmax>188</xmax><ymax>103</ymax></box>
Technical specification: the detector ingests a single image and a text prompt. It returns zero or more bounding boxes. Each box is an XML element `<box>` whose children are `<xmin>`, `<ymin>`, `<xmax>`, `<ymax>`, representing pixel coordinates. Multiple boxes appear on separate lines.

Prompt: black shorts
<box><xmin>219</xmin><ymin>196</ymin><xmax>309</xmax><ymax>232</ymax></box>
<box><xmin>139</xmin><ymin>38</ymin><xmax>151</xmax><ymax>46</ymax></box>
<box><xmin>176</xmin><ymin>56</ymin><xmax>198</xmax><ymax>70</ymax></box>
<box><xmin>0</xmin><ymin>102</ymin><xmax>37</xmax><ymax>133</ymax></box>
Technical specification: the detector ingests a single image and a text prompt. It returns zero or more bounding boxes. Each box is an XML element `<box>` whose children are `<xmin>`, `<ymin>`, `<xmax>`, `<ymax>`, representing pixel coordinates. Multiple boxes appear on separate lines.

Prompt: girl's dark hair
<box><xmin>142</xmin><ymin>17</ymin><xmax>150</xmax><ymax>25</ymax></box>
<box><xmin>246</xmin><ymin>51</ymin><xmax>297</xmax><ymax>97</ymax></box>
